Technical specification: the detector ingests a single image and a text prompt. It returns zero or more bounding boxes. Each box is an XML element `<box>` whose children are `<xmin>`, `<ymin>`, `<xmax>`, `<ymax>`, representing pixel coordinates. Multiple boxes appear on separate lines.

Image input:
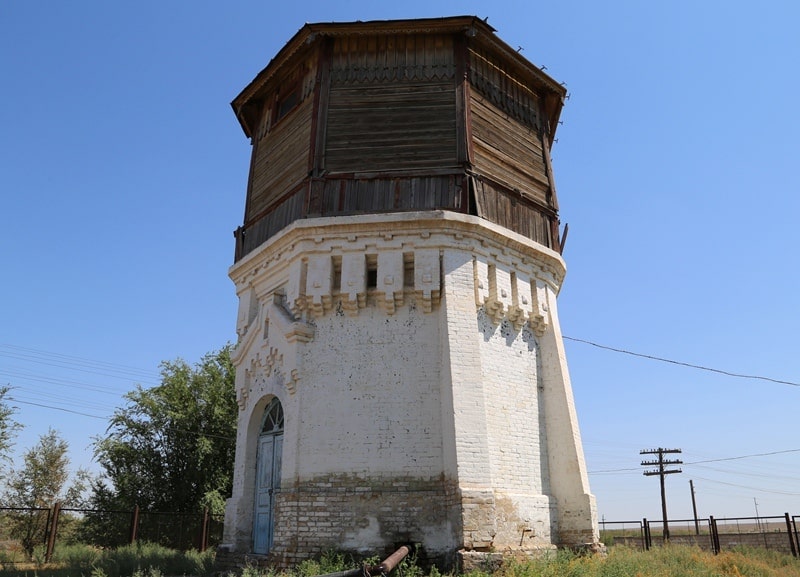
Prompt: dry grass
<box><xmin>484</xmin><ymin>545</ymin><xmax>800</xmax><ymax>577</ymax></box>
<box><xmin>0</xmin><ymin>543</ymin><xmax>798</xmax><ymax>577</ymax></box>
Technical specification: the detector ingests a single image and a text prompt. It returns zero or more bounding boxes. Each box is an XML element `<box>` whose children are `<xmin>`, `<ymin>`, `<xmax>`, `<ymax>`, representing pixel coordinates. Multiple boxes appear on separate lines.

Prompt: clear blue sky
<box><xmin>2</xmin><ymin>1</ymin><xmax>799</xmax><ymax>524</ymax></box>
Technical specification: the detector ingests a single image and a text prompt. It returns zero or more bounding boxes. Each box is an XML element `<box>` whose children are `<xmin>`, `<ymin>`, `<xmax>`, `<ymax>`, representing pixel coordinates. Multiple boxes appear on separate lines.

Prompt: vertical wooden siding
<box><xmin>329</xmin><ymin>33</ymin><xmax>455</xmax><ymax>84</ymax></box>
<box><xmin>237</xmin><ymin>174</ymin><xmax>463</xmax><ymax>260</ymax></box>
<box><xmin>314</xmin><ymin>175</ymin><xmax>460</xmax><ymax>214</ymax></box>
<box><xmin>234</xmin><ymin>29</ymin><xmax>563</xmax><ymax>261</ymax></box>
<box><xmin>473</xmin><ymin>178</ymin><xmax>552</xmax><ymax>248</ymax></box>
<box><xmin>240</xmin><ymin>187</ymin><xmax>307</xmax><ymax>257</ymax></box>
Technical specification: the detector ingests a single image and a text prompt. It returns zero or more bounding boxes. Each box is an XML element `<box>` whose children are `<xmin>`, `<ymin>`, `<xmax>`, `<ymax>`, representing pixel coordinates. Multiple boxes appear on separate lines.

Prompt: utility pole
<box><xmin>690</xmin><ymin>480</ymin><xmax>699</xmax><ymax>535</ymax></box>
<box><xmin>754</xmin><ymin>498</ymin><xmax>762</xmax><ymax>533</ymax></box>
<box><xmin>641</xmin><ymin>447</ymin><xmax>683</xmax><ymax>540</ymax></box>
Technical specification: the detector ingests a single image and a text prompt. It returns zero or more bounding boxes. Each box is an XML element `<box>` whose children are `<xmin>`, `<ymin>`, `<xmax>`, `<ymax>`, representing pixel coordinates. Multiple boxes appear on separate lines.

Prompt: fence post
<box><xmin>129</xmin><ymin>505</ymin><xmax>140</xmax><ymax>545</ymax></box>
<box><xmin>642</xmin><ymin>518</ymin><xmax>651</xmax><ymax>550</ymax></box>
<box><xmin>785</xmin><ymin>513</ymin><xmax>798</xmax><ymax>557</ymax></box>
<box><xmin>45</xmin><ymin>502</ymin><xmax>61</xmax><ymax>563</ymax></box>
<box><xmin>710</xmin><ymin>516</ymin><xmax>720</xmax><ymax>555</ymax></box>
<box><xmin>200</xmin><ymin>508</ymin><xmax>210</xmax><ymax>552</ymax></box>
<box><xmin>794</xmin><ymin>516</ymin><xmax>800</xmax><ymax>558</ymax></box>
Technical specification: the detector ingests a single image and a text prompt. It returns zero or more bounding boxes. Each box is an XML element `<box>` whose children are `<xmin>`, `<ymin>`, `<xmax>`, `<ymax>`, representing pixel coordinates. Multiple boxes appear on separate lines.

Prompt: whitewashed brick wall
<box><xmin>222</xmin><ymin>212</ymin><xmax>599</xmax><ymax>566</ymax></box>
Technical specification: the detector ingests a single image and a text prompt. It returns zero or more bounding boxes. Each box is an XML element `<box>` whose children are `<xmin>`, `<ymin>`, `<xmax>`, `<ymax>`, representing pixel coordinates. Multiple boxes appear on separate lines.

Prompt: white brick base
<box><xmin>222</xmin><ymin>212</ymin><xmax>599</xmax><ymax>567</ymax></box>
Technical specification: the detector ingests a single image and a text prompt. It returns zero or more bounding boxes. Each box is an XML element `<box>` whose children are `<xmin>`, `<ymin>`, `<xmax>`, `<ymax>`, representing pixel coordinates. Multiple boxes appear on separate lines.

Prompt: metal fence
<box><xmin>0</xmin><ymin>503</ymin><xmax>224</xmax><ymax>563</ymax></box>
<box><xmin>603</xmin><ymin>513</ymin><xmax>800</xmax><ymax>557</ymax></box>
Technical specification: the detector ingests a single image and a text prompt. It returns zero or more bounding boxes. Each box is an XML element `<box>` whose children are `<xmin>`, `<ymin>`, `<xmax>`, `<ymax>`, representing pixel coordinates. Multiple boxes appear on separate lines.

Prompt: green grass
<box><xmin>0</xmin><ymin>544</ymin><xmax>797</xmax><ymax>577</ymax></box>
<box><xmin>0</xmin><ymin>542</ymin><xmax>215</xmax><ymax>577</ymax></box>
<box><xmin>480</xmin><ymin>546</ymin><xmax>800</xmax><ymax>577</ymax></box>
<box><xmin>231</xmin><ymin>545</ymin><xmax>800</xmax><ymax>577</ymax></box>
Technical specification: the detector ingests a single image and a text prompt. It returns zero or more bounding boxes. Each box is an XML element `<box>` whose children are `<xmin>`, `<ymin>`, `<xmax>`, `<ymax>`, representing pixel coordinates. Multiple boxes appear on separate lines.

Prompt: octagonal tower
<box><xmin>222</xmin><ymin>16</ymin><xmax>599</xmax><ymax>568</ymax></box>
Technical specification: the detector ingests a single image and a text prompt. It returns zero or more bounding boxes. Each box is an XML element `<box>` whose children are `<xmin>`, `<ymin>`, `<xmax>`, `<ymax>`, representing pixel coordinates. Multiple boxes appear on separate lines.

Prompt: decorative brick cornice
<box><xmin>230</xmin><ymin>212</ymin><xmax>566</xmax><ymax>293</ymax></box>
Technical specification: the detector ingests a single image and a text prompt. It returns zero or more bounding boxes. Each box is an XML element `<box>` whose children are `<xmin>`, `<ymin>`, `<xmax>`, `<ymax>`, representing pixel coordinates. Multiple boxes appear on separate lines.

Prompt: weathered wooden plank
<box><xmin>541</xmin><ymin>135</ymin><xmax>560</xmax><ymax>212</ymax></box>
<box><xmin>330</xmin><ymin>33</ymin><xmax>455</xmax><ymax>83</ymax></box>
<box><xmin>242</xmin><ymin>187</ymin><xmax>306</xmax><ymax>254</ymax></box>
<box><xmin>306</xmin><ymin>176</ymin><xmax>458</xmax><ymax>215</ymax></box>
<box><xmin>311</xmin><ymin>39</ymin><xmax>332</xmax><ymax>176</ymax></box>
<box><xmin>454</xmin><ymin>34</ymin><xmax>472</xmax><ymax>165</ymax></box>
<box><xmin>468</xmin><ymin>45</ymin><xmax>541</xmax><ymax>130</ymax></box>
<box><xmin>248</xmin><ymin>98</ymin><xmax>313</xmax><ymax>219</ymax></box>
<box><xmin>471</xmin><ymin>97</ymin><xmax>544</xmax><ymax>163</ymax></box>
<box><xmin>249</xmin><ymin>102</ymin><xmax>311</xmax><ymax>206</ymax></box>
<box><xmin>326</xmin><ymin>79</ymin><xmax>457</xmax><ymax>173</ymax></box>
<box><xmin>474</xmin><ymin>177</ymin><xmax>553</xmax><ymax>247</ymax></box>
<box><xmin>470</xmin><ymin>94</ymin><xmax>551</xmax><ymax>206</ymax></box>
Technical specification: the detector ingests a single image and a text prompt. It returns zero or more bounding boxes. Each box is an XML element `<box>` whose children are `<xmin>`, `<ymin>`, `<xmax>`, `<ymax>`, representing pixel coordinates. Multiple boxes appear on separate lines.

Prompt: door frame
<box><xmin>253</xmin><ymin>397</ymin><xmax>284</xmax><ymax>554</ymax></box>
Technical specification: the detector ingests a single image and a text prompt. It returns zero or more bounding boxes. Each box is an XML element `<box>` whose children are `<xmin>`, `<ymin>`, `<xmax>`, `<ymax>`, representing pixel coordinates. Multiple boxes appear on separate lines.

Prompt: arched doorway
<box><xmin>253</xmin><ymin>397</ymin><xmax>284</xmax><ymax>554</ymax></box>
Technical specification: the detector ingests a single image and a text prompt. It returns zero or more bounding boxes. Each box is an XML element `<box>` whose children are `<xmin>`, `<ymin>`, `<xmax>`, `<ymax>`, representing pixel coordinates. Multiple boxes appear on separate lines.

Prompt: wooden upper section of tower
<box><xmin>232</xmin><ymin>16</ymin><xmax>567</xmax><ymax>262</ymax></box>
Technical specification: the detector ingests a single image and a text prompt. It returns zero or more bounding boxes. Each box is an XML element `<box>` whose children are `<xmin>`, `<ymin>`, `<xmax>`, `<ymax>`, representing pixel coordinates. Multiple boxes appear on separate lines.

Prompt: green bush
<box><xmin>294</xmin><ymin>549</ymin><xmax>350</xmax><ymax>577</ymax></box>
<box><xmin>51</xmin><ymin>542</ymin><xmax>102</xmax><ymax>572</ymax></box>
<box><xmin>93</xmin><ymin>541</ymin><xmax>215</xmax><ymax>577</ymax></box>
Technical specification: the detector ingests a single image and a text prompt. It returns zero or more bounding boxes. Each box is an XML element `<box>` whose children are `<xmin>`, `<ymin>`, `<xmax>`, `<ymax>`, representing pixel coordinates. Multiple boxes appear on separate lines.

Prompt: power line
<box><xmin>0</xmin><ymin>343</ymin><xmax>160</xmax><ymax>385</ymax></box>
<box><xmin>589</xmin><ymin>448</ymin><xmax>800</xmax><ymax>474</ymax></box>
<box><xmin>691</xmin><ymin>475</ymin><xmax>800</xmax><ymax>497</ymax></box>
<box><xmin>0</xmin><ymin>368</ymin><xmax>130</xmax><ymax>397</ymax></box>
<box><xmin>684</xmin><ymin>448</ymin><xmax>800</xmax><ymax>465</ymax></box>
<box><xmin>691</xmin><ymin>463</ymin><xmax>800</xmax><ymax>484</ymax></box>
<box><xmin>5</xmin><ymin>397</ymin><xmax>235</xmax><ymax>441</ymax></box>
<box><xmin>0</xmin><ymin>343</ymin><xmax>158</xmax><ymax>376</ymax></box>
<box><xmin>563</xmin><ymin>335</ymin><xmax>800</xmax><ymax>387</ymax></box>
<box><xmin>8</xmin><ymin>397</ymin><xmax>109</xmax><ymax>420</ymax></box>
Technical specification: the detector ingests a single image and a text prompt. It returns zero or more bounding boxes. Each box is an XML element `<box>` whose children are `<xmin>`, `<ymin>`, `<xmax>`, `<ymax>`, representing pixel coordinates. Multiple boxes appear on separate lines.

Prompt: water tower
<box><xmin>221</xmin><ymin>16</ymin><xmax>599</xmax><ymax>569</ymax></box>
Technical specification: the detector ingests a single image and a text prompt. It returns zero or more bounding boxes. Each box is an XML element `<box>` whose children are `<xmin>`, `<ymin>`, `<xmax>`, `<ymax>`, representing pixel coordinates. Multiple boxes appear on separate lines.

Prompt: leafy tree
<box><xmin>85</xmin><ymin>345</ymin><xmax>236</xmax><ymax>547</ymax></box>
<box><xmin>0</xmin><ymin>385</ymin><xmax>22</xmax><ymax>480</ymax></box>
<box><xmin>3</xmin><ymin>428</ymin><xmax>86</xmax><ymax>557</ymax></box>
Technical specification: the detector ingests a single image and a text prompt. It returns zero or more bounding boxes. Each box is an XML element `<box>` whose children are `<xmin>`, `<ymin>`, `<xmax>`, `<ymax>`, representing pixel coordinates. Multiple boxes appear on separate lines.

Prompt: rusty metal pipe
<box><xmin>369</xmin><ymin>545</ymin><xmax>411</xmax><ymax>576</ymax></box>
<box><xmin>313</xmin><ymin>546</ymin><xmax>411</xmax><ymax>577</ymax></box>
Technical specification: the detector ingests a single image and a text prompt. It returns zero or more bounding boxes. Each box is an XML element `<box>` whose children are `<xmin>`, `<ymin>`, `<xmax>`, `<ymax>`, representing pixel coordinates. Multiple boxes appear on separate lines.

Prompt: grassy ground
<box><xmin>0</xmin><ymin>544</ymin><xmax>798</xmax><ymax>577</ymax></box>
<box><xmin>0</xmin><ymin>542</ymin><xmax>215</xmax><ymax>577</ymax></box>
<box><xmin>483</xmin><ymin>546</ymin><xmax>800</xmax><ymax>577</ymax></box>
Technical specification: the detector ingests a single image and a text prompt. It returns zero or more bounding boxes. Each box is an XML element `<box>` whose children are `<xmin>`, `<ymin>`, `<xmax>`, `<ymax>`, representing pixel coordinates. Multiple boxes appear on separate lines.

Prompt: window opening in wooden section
<box><xmin>261</xmin><ymin>397</ymin><xmax>284</xmax><ymax>434</ymax></box>
<box><xmin>273</xmin><ymin>83</ymin><xmax>301</xmax><ymax>127</ymax></box>
<box><xmin>366</xmin><ymin>254</ymin><xmax>378</xmax><ymax>289</ymax></box>
<box><xmin>403</xmin><ymin>253</ymin><xmax>415</xmax><ymax>287</ymax></box>
<box><xmin>257</xmin><ymin>100</ymin><xmax>272</xmax><ymax>141</ymax></box>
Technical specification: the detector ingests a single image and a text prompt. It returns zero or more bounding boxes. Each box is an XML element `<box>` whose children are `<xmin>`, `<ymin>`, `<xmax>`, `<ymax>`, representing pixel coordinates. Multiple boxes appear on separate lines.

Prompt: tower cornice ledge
<box><xmin>229</xmin><ymin>211</ymin><xmax>567</xmax><ymax>291</ymax></box>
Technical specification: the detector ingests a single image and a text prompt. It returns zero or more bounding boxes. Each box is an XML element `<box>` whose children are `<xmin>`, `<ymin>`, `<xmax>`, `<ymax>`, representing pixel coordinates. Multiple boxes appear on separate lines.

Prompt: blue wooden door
<box><xmin>253</xmin><ymin>398</ymin><xmax>284</xmax><ymax>555</ymax></box>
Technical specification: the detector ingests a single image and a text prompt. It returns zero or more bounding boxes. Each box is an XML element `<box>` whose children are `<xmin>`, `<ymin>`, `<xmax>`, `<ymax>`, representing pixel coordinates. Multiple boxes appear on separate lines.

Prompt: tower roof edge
<box><xmin>231</xmin><ymin>16</ymin><xmax>566</xmax><ymax>139</ymax></box>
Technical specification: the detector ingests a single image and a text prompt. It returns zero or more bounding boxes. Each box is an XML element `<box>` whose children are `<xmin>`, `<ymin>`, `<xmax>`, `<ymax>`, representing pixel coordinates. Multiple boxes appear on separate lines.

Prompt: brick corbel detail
<box><xmin>341</xmin><ymin>252</ymin><xmax>367</xmax><ymax>316</ymax></box>
<box><xmin>377</xmin><ymin>251</ymin><xmax>404</xmax><ymax>315</ymax></box>
<box><xmin>414</xmin><ymin>248</ymin><xmax>441</xmax><ymax>313</ymax></box>
<box><xmin>306</xmin><ymin>254</ymin><xmax>333</xmax><ymax>318</ymax></box>
<box><xmin>474</xmin><ymin>257</ymin><xmax>551</xmax><ymax>335</ymax></box>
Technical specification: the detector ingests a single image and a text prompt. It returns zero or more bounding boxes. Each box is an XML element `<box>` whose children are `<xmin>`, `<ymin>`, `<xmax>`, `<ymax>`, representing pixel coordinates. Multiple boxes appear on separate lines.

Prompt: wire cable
<box><xmin>589</xmin><ymin>448</ymin><xmax>800</xmax><ymax>475</ymax></box>
<box><xmin>8</xmin><ymin>397</ymin><xmax>109</xmax><ymax>420</ymax></box>
<box><xmin>563</xmin><ymin>335</ymin><xmax>800</xmax><ymax>387</ymax></box>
